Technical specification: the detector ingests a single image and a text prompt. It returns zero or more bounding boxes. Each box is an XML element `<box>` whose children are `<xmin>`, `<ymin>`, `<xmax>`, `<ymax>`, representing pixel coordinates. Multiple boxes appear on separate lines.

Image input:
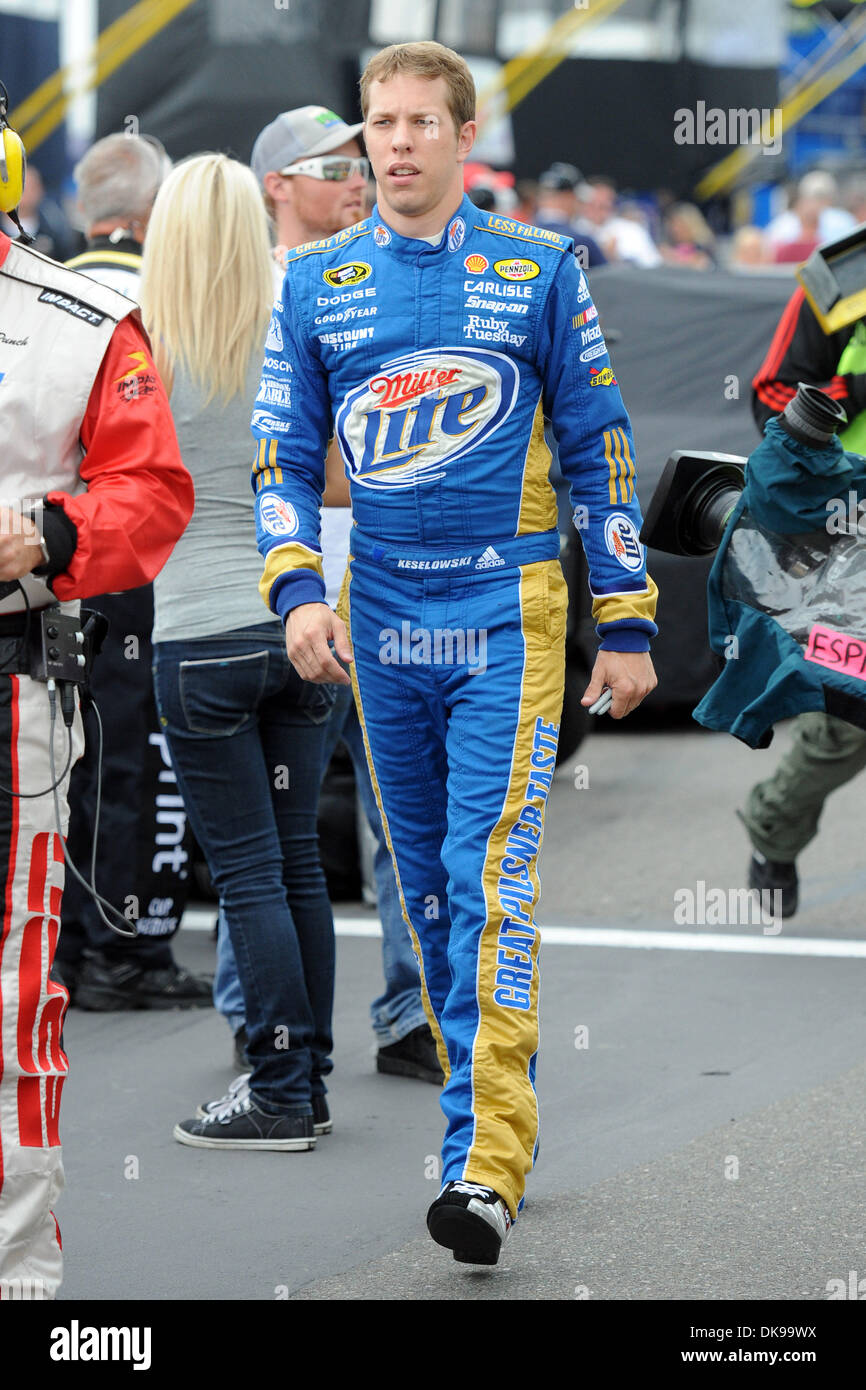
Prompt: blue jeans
<box><xmin>214</xmin><ymin>683</ymin><xmax>428</xmax><ymax>1046</ymax></box>
<box><xmin>152</xmin><ymin>622</ymin><xmax>336</xmax><ymax>1114</ymax></box>
<box><xmin>320</xmin><ymin>684</ymin><xmax>427</xmax><ymax>1045</ymax></box>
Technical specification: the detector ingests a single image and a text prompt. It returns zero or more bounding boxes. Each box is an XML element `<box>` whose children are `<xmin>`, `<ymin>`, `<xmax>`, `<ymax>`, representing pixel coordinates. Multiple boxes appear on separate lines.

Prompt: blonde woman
<box><xmin>660</xmin><ymin>202</ymin><xmax>718</xmax><ymax>270</ymax></box>
<box><xmin>140</xmin><ymin>154</ymin><xmax>336</xmax><ymax>1150</ymax></box>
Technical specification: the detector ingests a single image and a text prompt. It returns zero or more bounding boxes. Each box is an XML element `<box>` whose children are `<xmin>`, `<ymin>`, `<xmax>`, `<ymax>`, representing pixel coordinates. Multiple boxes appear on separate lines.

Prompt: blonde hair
<box><xmin>139</xmin><ymin>154</ymin><xmax>272</xmax><ymax>405</ymax></box>
<box><xmin>360</xmin><ymin>41</ymin><xmax>475</xmax><ymax>134</ymax></box>
<box><xmin>666</xmin><ymin>202</ymin><xmax>715</xmax><ymax>250</ymax></box>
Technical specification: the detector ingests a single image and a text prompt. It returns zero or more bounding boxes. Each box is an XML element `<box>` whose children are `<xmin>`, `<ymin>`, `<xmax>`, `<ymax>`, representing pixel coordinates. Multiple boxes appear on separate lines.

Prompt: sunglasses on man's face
<box><xmin>280</xmin><ymin>156</ymin><xmax>370</xmax><ymax>182</ymax></box>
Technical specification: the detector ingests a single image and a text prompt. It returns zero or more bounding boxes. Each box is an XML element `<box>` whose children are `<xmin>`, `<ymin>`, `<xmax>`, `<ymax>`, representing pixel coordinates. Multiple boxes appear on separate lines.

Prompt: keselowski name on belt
<box><xmin>395</xmin><ymin>556</ymin><xmax>473</xmax><ymax>570</ymax></box>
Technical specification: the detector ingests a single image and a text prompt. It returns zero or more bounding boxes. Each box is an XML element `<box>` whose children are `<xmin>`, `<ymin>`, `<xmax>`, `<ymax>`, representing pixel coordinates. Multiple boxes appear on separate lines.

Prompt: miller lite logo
<box><xmin>604</xmin><ymin>513</ymin><xmax>643</xmax><ymax>571</ymax></box>
<box><xmin>447</xmin><ymin>217</ymin><xmax>466</xmax><ymax>252</ymax></box>
<box><xmin>335</xmin><ymin>348</ymin><xmax>519</xmax><ymax>491</ymax></box>
<box><xmin>260</xmin><ymin>493</ymin><xmax>299</xmax><ymax>538</ymax></box>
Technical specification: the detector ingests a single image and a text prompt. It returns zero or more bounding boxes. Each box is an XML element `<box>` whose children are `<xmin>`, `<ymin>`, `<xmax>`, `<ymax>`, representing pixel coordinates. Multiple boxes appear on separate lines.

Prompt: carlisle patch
<box><xmin>260</xmin><ymin>493</ymin><xmax>299</xmax><ymax>537</ymax></box>
<box><xmin>323</xmin><ymin>261</ymin><xmax>372</xmax><ymax>288</ymax></box>
<box><xmin>493</xmin><ymin>258</ymin><xmax>540</xmax><ymax>282</ymax></box>
<box><xmin>604</xmin><ymin>513</ymin><xmax>643</xmax><ymax>571</ymax></box>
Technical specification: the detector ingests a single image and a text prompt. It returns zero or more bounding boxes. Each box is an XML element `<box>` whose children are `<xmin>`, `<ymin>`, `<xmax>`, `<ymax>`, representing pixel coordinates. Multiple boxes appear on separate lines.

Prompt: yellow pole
<box><xmin>13</xmin><ymin>0</ymin><xmax>199</xmax><ymax>153</ymax></box>
<box><xmin>477</xmin><ymin>0</ymin><xmax>629</xmax><ymax>131</ymax></box>
<box><xmin>696</xmin><ymin>29</ymin><xmax>866</xmax><ymax>198</ymax></box>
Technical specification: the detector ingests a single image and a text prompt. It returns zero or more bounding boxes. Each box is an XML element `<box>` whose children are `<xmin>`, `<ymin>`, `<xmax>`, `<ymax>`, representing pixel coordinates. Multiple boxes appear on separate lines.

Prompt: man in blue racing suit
<box><xmin>252</xmin><ymin>40</ymin><xmax>658</xmax><ymax>1265</ymax></box>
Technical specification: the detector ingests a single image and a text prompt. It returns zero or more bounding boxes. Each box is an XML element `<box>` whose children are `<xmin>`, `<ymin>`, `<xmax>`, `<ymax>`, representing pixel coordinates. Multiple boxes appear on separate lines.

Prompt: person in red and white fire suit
<box><xmin>0</xmin><ymin>221</ymin><xmax>193</xmax><ymax>1299</ymax></box>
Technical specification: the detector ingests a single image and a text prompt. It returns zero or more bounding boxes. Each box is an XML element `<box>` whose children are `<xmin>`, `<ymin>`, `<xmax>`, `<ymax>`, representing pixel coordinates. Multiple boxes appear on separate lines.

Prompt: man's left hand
<box><xmin>0</xmin><ymin>508</ymin><xmax>44</xmax><ymax>581</ymax></box>
<box><xmin>581</xmin><ymin>650</ymin><xmax>657</xmax><ymax>720</ymax></box>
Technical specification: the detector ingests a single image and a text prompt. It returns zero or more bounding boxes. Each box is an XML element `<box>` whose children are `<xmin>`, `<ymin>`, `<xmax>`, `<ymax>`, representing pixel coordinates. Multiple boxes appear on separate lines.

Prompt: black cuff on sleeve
<box><xmin>844</xmin><ymin>373</ymin><xmax>866</xmax><ymax>415</ymax></box>
<box><xmin>30</xmin><ymin>500</ymin><xmax>78</xmax><ymax>579</ymax></box>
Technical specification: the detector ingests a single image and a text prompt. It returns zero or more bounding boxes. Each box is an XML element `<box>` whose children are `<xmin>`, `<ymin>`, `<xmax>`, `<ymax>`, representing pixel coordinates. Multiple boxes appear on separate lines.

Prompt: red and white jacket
<box><xmin>0</xmin><ymin>230</ymin><xmax>193</xmax><ymax>612</ymax></box>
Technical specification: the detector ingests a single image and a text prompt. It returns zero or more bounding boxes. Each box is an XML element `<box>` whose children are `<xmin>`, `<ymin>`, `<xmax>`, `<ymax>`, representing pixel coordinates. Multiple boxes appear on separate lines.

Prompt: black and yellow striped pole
<box><xmin>476</xmin><ymin>0</ymin><xmax>629</xmax><ymax>132</ymax></box>
<box><xmin>12</xmin><ymin>0</ymin><xmax>199</xmax><ymax>154</ymax></box>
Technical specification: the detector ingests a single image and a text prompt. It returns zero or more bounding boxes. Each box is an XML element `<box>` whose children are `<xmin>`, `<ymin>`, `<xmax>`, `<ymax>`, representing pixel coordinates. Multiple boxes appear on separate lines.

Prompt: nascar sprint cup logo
<box><xmin>335</xmin><ymin>348</ymin><xmax>518</xmax><ymax>489</ymax></box>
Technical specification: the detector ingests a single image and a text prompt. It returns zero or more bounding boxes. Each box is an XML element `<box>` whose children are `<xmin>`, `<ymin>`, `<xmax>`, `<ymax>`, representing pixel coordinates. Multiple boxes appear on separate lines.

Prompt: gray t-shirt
<box><xmin>152</xmin><ymin>352</ymin><xmax>277</xmax><ymax>643</ymax></box>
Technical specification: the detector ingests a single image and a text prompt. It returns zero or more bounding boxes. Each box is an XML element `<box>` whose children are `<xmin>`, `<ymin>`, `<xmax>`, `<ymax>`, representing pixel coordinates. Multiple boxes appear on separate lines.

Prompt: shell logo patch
<box><xmin>323</xmin><ymin>261</ymin><xmax>372</xmax><ymax>288</ymax></box>
<box><xmin>260</xmin><ymin>493</ymin><xmax>299</xmax><ymax>538</ymax></box>
<box><xmin>494</xmin><ymin>258</ymin><xmax>540</xmax><ymax>282</ymax></box>
<box><xmin>604</xmin><ymin>513</ymin><xmax>643</xmax><ymax>571</ymax></box>
<box><xmin>464</xmin><ymin>253</ymin><xmax>489</xmax><ymax>274</ymax></box>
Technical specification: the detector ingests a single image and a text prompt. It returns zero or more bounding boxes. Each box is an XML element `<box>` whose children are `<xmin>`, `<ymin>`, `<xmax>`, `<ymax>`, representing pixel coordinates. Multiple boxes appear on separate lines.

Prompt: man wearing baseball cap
<box><xmin>251</xmin><ymin>106</ymin><xmax>369</xmax><ymax>248</ymax></box>
<box><xmin>535</xmin><ymin>162</ymin><xmax>606</xmax><ymax>269</ymax></box>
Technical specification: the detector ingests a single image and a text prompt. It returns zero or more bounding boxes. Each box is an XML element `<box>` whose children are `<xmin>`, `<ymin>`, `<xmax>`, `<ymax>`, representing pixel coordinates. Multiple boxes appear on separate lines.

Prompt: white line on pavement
<box><xmin>180</xmin><ymin>908</ymin><xmax>866</xmax><ymax>958</ymax></box>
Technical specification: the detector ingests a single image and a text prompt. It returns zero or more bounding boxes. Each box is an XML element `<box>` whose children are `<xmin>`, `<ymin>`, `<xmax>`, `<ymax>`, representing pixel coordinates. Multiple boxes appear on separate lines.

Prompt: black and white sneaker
<box><xmin>196</xmin><ymin>1072</ymin><xmax>251</xmax><ymax>1120</ymax></box>
<box><xmin>196</xmin><ymin>1076</ymin><xmax>331</xmax><ymax>1136</ymax></box>
<box><xmin>311</xmin><ymin>1095</ymin><xmax>332</xmax><ymax>1136</ymax></box>
<box><xmin>426</xmin><ymin>1181</ymin><xmax>513</xmax><ymax>1265</ymax></box>
<box><xmin>174</xmin><ymin>1091</ymin><xmax>315</xmax><ymax>1151</ymax></box>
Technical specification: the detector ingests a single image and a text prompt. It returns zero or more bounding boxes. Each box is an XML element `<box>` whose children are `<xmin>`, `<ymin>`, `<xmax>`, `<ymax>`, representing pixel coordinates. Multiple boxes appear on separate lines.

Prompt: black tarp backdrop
<box><xmin>96</xmin><ymin>1</ymin><xmax>778</xmax><ymax>193</ymax></box>
<box><xmin>587</xmin><ymin>264</ymin><xmax>794</xmax><ymax>711</ymax></box>
<box><xmin>96</xmin><ymin>0</ymin><xmax>371</xmax><ymax>160</ymax></box>
<box><xmin>0</xmin><ymin>14</ymin><xmax>67</xmax><ymax>190</ymax></box>
<box><xmin>512</xmin><ymin>57</ymin><xmax>780</xmax><ymax>191</ymax></box>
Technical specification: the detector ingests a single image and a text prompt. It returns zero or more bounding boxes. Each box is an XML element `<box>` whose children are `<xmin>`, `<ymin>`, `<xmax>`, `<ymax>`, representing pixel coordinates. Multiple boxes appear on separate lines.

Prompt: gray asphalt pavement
<box><xmin>56</xmin><ymin>724</ymin><xmax>866</xmax><ymax>1301</ymax></box>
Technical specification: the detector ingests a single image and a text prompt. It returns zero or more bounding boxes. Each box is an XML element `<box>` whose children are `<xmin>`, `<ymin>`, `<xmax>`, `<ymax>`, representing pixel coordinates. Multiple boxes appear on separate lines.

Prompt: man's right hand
<box><xmin>285</xmin><ymin>602</ymin><xmax>353</xmax><ymax>685</ymax></box>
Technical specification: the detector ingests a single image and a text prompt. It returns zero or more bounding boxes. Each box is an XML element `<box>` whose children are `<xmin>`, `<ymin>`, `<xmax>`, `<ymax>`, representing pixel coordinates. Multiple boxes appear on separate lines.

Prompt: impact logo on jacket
<box><xmin>336</xmin><ymin>347</ymin><xmax>519</xmax><ymax>490</ymax></box>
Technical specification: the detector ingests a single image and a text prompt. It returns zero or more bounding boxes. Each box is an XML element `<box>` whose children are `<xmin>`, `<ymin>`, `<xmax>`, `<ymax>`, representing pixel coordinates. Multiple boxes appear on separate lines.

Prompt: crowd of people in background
<box><xmin>462</xmin><ymin>161</ymin><xmax>866</xmax><ymax>273</ymax></box>
<box><xmin>6</xmin><ymin>147</ymin><xmax>866</xmax><ymax>281</ymax></box>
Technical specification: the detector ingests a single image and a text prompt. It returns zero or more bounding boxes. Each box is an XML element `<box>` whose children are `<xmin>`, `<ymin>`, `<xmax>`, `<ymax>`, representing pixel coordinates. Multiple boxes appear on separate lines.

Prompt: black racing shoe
<box><xmin>74</xmin><ymin>954</ymin><xmax>144</xmax><ymax>1011</ymax></box>
<box><xmin>426</xmin><ymin>1181</ymin><xmax>513</xmax><ymax>1265</ymax></box>
<box><xmin>377</xmin><ymin>1024</ymin><xmax>444</xmax><ymax>1085</ymax></box>
<box><xmin>134</xmin><ymin>963</ymin><xmax>213</xmax><ymax>1010</ymax></box>
<box><xmin>748</xmin><ymin>852</ymin><xmax>799</xmax><ymax>919</ymax></box>
<box><xmin>174</xmin><ymin>1092</ymin><xmax>316</xmax><ymax>1151</ymax></box>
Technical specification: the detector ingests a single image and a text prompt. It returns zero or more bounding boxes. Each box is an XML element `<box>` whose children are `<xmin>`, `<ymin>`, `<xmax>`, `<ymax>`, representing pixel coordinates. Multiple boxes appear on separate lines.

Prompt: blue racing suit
<box><xmin>252</xmin><ymin>195</ymin><xmax>657</xmax><ymax>1216</ymax></box>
